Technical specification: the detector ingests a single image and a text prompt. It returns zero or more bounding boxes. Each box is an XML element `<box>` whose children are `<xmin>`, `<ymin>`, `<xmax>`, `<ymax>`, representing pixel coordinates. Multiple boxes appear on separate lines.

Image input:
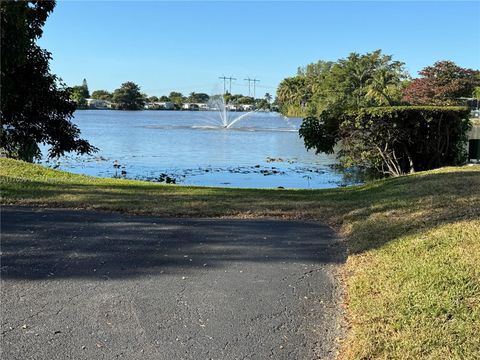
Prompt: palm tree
<box><xmin>264</xmin><ymin>92</ymin><xmax>272</xmax><ymax>104</ymax></box>
<box><xmin>276</xmin><ymin>78</ymin><xmax>294</xmax><ymax>105</ymax></box>
<box><xmin>366</xmin><ymin>68</ymin><xmax>402</xmax><ymax>105</ymax></box>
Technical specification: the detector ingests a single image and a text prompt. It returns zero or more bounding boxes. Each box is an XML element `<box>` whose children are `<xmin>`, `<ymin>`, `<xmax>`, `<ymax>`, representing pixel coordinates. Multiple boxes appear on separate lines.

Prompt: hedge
<box><xmin>340</xmin><ymin>106</ymin><xmax>471</xmax><ymax>176</ymax></box>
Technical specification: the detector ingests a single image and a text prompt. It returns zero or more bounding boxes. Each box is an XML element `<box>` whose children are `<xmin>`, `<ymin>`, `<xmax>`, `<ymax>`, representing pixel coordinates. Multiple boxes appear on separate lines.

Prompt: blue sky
<box><xmin>39</xmin><ymin>1</ymin><xmax>480</xmax><ymax>97</ymax></box>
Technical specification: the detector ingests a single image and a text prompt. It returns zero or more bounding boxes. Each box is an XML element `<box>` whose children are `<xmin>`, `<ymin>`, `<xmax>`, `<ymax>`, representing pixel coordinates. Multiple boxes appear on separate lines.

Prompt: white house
<box><xmin>226</xmin><ymin>104</ymin><xmax>239</xmax><ymax>111</ymax></box>
<box><xmin>86</xmin><ymin>98</ymin><xmax>112</xmax><ymax>109</ymax></box>
<box><xmin>145</xmin><ymin>102</ymin><xmax>176</xmax><ymax>110</ymax></box>
<box><xmin>159</xmin><ymin>101</ymin><xmax>175</xmax><ymax>110</ymax></box>
<box><xmin>241</xmin><ymin>104</ymin><xmax>255</xmax><ymax>111</ymax></box>
<box><xmin>182</xmin><ymin>103</ymin><xmax>200</xmax><ymax>111</ymax></box>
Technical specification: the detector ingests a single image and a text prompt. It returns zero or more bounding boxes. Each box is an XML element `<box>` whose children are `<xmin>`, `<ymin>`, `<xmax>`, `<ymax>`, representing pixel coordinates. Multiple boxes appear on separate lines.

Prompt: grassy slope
<box><xmin>1</xmin><ymin>158</ymin><xmax>479</xmax><ymax>359</ymax></box>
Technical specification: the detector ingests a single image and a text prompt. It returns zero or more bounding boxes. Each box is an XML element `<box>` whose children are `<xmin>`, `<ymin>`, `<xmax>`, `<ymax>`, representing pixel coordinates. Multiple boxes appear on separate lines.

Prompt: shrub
<box><xmin>339</xmin><ymin>106</ymin><xmax>471</xmax><ymax>176</ymax></box>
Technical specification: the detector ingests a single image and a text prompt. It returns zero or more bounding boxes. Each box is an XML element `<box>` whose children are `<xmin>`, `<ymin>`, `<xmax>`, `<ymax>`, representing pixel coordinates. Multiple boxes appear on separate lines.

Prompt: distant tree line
<box><xmin>276</xmin><ymin>50</ymin><xmax>480</xmax><ymax>176</ymax></box>
<box><xmin>70</xmin><ymin>81</ymin><xmax>274</xmax><ymax>111</ymax></box>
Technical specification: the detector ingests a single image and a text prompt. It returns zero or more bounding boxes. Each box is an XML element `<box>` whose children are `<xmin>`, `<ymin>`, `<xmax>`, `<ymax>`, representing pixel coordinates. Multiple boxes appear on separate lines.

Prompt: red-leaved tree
<box><xmin>402</xmin><ymin>61</ymin><xmax>480</xmax><ymax>105</ymax></box>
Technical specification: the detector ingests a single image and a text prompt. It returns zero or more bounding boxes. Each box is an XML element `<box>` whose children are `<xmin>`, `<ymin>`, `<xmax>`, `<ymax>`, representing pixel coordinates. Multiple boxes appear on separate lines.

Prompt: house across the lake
<box><xmin>144</xmin><ymin>101</ymin><xmax>176</xmax><ymax>110</ymax></box>
<box><xmin>86</xmin><ymin>98</ymin><xmax>112</xmax><ymax>109</ymax></box>
<box><xmin>182</xmin><ymin>103</ymin><xmax>200</xmax><ymax>111</ymax></box>
<box><xmin>241</xmin><ymin>104</ymin><xmax>255</xmax><ymax>111</ymax></box>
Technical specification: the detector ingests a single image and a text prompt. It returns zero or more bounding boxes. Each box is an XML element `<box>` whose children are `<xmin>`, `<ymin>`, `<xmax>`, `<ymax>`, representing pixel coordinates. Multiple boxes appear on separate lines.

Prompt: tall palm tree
<box><xmin>264</xmin><ymin>93</ymin><xmax>272</xmax><ymax>103</ymax></box>
<box><xmin>366</xmin><ymin>68</ymin><xmax>402</xmax><ymax>105</ymax></box>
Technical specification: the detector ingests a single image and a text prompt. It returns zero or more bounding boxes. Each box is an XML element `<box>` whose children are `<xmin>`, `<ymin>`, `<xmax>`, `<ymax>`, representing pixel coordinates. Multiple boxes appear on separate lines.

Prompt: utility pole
<box><xmin>244</xmin><ymin>78</ymin><xmax>252</xmax><ymax>96</ymax></box>
<box><xmin>219</xmin><ymin>76</ymin><xmax>227</xmax><ymax>94</ymax></box>
<box><xmin>252</xmin><ymin>78</ymin><xmax>260</xmax><ymax>99</ymax></box>
<box><xmin>227</xmin><ymin>76</ymin><xmax>236</xmax><ymax>94</ymax></box>
<box><xmin>219</xmin><ymin>76</ymin><xmax>237</xmax><ymax>94</ymax></box>
<box><xmin>244</xmin><ymin>78</ymin><xmax>260</xmax><ymax>97</ymax></box>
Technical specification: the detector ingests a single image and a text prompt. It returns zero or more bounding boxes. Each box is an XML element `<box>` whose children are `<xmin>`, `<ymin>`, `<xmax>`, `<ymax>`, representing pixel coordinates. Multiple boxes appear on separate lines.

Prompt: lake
<box><xmin>40</xmin><ymin>110</ymin><xmax>360</xmax><ymax>189</ymax></box>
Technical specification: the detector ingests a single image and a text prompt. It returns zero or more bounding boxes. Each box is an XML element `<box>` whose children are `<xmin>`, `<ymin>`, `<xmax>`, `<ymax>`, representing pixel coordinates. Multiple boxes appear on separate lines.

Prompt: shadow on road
<box><xmin>1</xmin><ymin>207</ymin><xmax>344</xmax><ymax>280</ymax></box>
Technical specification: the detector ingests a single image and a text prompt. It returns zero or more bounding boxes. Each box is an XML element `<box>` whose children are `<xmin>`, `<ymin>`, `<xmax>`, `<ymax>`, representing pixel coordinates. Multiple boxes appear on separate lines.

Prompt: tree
<box><xmin>402</xmin><ymin>61</ymin><xmax>480</xmax><ymax>105</ymax></box>
<box><xmin>473</xmin><ymin>87</ymin><xmax>480</xmax><ymax>98</ymax></box>
<box><xmin>255</xmin><ymin>98</ymin><xmax>270</xmax><ymax>110</ymax></box>
<box><xmin>237</xmin><ymin>96</ymin><xmax>254</xmax><ymax>105</ymax></box>
<box><xmin>91</xmin><ymin>90</ymin><xmax>112</xmax><ymax>101</ymax></box>
<box><xmin>112</xmin><ymin>82</ymin><xmax>145</xmax><ymax>110</ymax></box>
<box><xmin>297</xmin><ymin>61</ymin><xmax>334</xmax><ymax>108</ymax></box>
<box><xmin>365</xmin><ymin>68</ymin><xmax>406</xmax><ymax>106</ymax></box>
<box><xmin>169</xmin><ymin>91</ymin><xmax>186</xmax><ymax>107</ymax></box>
<box><xmin>223</xmin><ymin>92</ymin><xmax>233</xmax><ymax>104</ymax></box>
<box><xmin>298</xmin><ymin>50</ymin><xmax>407</xmax><ymax>155</ymax></box>
<box><xmin>81</xmin><ymin>78</ymin><xmax>90</xmax><ymax>97</ymax></box>
<box><xmin>159</xmin><ymin>95</ymin><xmax>170</xmax><ymax>102</ymax></box>
<box><xmin>148</xmin><ymin>96</ymin><xmax>159</xmax><ymax>103</ymax></box>
<box><xmin>274</xmin><ymin>60</ymin><xmax>337</xmax><ymax>117</ymax></box>
<box><xmin>0</xmin><ymin>0</ymin><xmax>96</xmax><ymax>162</ymax></box>
<box><xmin>264</xmin><ymin>93</ymin><xmax>273</xmax><ymax>103</ymax></box>
<box><xmin>70</xmin><ymin>78</ymin><xmax>90</xmax><ymax>108</ymax></box>
<box><xmin>71</xmin><ymin>87</ymin><xmax>88</xmax><ymax>108</ymax></box>
<box><xmin>187</xmin><ymin>92</ymin><xmax>209</xmax><ymax>103</ymax></box>
<box><xmin>276</xmin><ymin>76</ymin><xmax>309</xmax><ymax>116</ymax></box>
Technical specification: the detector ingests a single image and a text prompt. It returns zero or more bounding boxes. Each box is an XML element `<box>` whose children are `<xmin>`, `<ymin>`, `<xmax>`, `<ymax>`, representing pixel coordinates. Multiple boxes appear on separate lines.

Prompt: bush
<box><xmin>339</xmin><ymin>106</ymin><xmax>471</xmax><ymax>176</ymax></box>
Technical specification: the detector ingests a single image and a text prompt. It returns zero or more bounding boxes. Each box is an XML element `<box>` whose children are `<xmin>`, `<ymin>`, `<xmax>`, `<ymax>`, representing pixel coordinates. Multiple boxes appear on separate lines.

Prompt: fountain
<box><xmin>206</xmin><ymin>95</ymin><xmax>256</xmax><ymax>129</ymax></box>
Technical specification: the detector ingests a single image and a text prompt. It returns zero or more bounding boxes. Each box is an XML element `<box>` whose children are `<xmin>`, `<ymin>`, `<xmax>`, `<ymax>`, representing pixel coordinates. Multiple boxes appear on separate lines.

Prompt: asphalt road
<box><xmin>1</xmin><ymin>206</ymin><xmax>345</xmax><ymax>360</ymax></box>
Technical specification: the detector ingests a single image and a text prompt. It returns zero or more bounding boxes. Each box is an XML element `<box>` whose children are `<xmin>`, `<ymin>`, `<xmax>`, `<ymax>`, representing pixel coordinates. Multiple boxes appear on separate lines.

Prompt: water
<box><xmin>40</xmin><ymin>110</ymin><xmax>361</xmax><ymax>189</ymax></box>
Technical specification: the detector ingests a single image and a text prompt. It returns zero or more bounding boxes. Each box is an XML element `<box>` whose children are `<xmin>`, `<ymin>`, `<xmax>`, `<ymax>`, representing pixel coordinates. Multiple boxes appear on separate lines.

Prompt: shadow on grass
<box><xmin>340</xmin><ymin>171</ymin><xmax>480</xmax><ymax>254</ymax></box>
<box><xmin>1</xmin><ymin>207</ymin><xmax>344</xmax><ymax>280</ymax></box>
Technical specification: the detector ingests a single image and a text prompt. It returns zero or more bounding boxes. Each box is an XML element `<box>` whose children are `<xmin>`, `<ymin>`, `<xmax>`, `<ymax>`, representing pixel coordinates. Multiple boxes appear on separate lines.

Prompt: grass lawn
<box><xmin>1</xmin><ymin>157</ymin><xmax>479</xmax><ymax>359</ymax></box>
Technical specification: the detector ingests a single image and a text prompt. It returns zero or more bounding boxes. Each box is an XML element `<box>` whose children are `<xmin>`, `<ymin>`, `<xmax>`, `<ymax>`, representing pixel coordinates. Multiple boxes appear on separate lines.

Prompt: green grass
<box><xmin>1</xmin><ymin>157</ymin><xmax>479</xmax><ymax>359</ymax></box>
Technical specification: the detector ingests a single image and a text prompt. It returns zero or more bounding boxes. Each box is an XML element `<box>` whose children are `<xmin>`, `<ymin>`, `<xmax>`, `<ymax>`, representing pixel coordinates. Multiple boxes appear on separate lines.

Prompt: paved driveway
<box><xmin>1</xmin><ymin>206</ymin><xmax>344</xmax><ymax>359</ymax></box>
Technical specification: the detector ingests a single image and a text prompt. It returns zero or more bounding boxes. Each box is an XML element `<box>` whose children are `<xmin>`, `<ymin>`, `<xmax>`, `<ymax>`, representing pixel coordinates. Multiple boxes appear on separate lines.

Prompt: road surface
<box><xmin>1</xmin><ymin>206</ymin><xmax>344</xmax><ymax>359</ymax></box>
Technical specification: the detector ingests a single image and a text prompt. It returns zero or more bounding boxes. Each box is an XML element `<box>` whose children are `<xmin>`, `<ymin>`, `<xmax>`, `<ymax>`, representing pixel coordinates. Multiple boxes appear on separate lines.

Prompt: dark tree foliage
<box><xmin>340</xmin><ymin>106</ymin><xmax>471</xmax><ymax>176</ymax></box>
<box><xmin>300</xmin><ymin>116</ymin><xmax>339</xmax><ymax>154</ymax></box>
<box><xmin>0</xmin><ymin>1</ymin><xmax>96</xmax><ymax>161</ymax></box>
<box><xmin>91</xmin><ymin>90</ymin><xmax>112</xmax><ymax>101</ymax></box>
<box><xmin>402</xmin><ymin>61</ymin><xmax>480</xmax><ymax>105</ymax></box>
<box><xmin>187</xmin><ymin>92</ymin><xmax>210</xmax><ymax>104</ymax></box>
<box><xmin>255</xmin><ymin>98</ymin><xmax>270</xmax><ymax>110</ymax></box>
<box><xmin>112</xmin><ymin>82</ymin><xmax>145</xmax><ymax>110</ymax></box>
<box><xmin>168</xmin><ymin>91</ymin><xmax>185</xmax><ymax>106</ymax></box>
